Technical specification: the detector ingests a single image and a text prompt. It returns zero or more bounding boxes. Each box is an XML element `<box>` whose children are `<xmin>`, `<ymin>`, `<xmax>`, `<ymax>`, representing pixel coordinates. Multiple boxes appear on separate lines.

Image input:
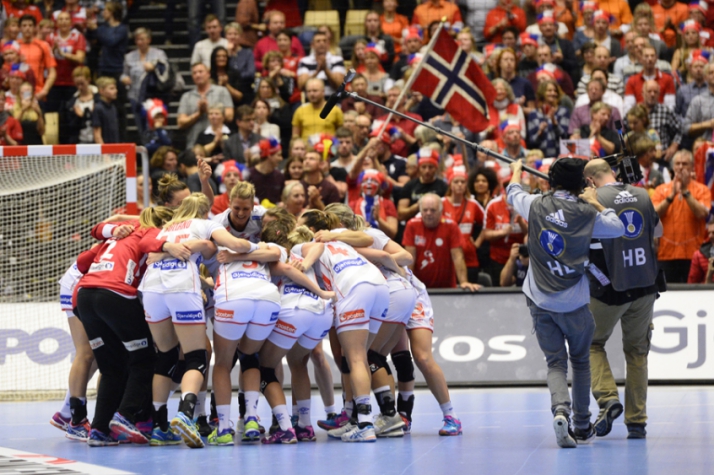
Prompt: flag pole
<box><xmin>377</xmin><ymin>19</ymin><xmax>448</xmax><ymax>137</ymax></box>
<box><xmin>343</xmin><ymin>90</ymin><xmax>549</xmax><ymax>179</ymax></box>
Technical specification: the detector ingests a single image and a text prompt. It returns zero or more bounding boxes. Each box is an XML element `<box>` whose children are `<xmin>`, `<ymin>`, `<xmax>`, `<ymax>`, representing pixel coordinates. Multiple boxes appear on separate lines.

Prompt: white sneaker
<box><xmin>374</xmin><ymin>413</ymin><xmax>405</xmax><ymax>437</ymax></box>
<box><xmin>553</xmin><ymin>412</ymin><xmax>577</xmax><ymax>449</ymax></box>
<box><xmin>327</xmin><ymin>421</ymin><xmax>355</xmax><ymax>439</ymax></box>
<box><xmin>341</xmin><ymin>424</ymin><xmax>377</xmax><ymax>443</ymax></box>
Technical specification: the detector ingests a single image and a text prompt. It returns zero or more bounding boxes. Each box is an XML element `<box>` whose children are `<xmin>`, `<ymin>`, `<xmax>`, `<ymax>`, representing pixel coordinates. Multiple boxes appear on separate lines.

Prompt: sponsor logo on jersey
<box><xmin>123</xmin><ymin>338</ymin><xmax>148</xmax><ymax>352</ymax></box>
<box><xmin>283</xmin><ymin>284</ymin><xmax>318</xmax><ymax>300</ymax></box>
<box><xmin>270</xmin><ymin>312</ymin><xmax>279</xmax><ymax>322</ymax></box>
<box><xmin>333</xmin><ymin>258</ymin><xmax>366</xmax><ymax>273</ymax></box>
<box><xmin>153</xmin><ymin>259</ymin><xmax>187</xmax><ymax>271</ymax></box>
<box><xmin>276</xmin><ymin>319</ymin><xmax>297</xmax><ymax>334</ymax></box>
<box><xmin>339</xmin><ymin>309</ymin><xmax>366</xmax><ymax>323</ymax></box>
<box><xmin>415</xmin><ymin>235</ymin><xmax>426</xmax><ymax>246</ymax></box>
<box><xmin>231</xmin><ymin>271</ymin><xmax>269</xmax><ymax>280</ymax></box>
<box><xmin>215</xmin><ymin>308</ymin><xmax>234</xmax><ymax>320</ymax></box>
<box><xmin>176</xmin><ymin>310</ymin><xmax>203</xmax><ymax>322</ymax></box>
<box><xmin>320</xmin><ymin>329</ymin><xmax>330</xmax><ymax>338</ymax></box>
<box><xmin>411</xmin><ymin>303</ymin><xmax>425</xmax><ymax>320</ymax></box>
<box><xmin>545</xmin><ymin>209</ymin><xmax>568</xmax><ymax>228</ymax></box>
<box><xmin>125</xmin><ymin>259</ymin><xmax>137</xmax><ymax>285</ymax></box>
<box><xmin>60</xmin><ymin>295</ymin><xmax>72</xmax><ymax>307</ymax></box>
<box><xmin>618</xmin><ymin>208</ymin><xmax>645</xmax><ymax>239</ymax></box>
<box><xmin>614</xmin><ymin>190</ymin><xmax>638</xmax><ymax>204</ymax></box>
<box><xmin>89</xmin><ymin>261</ymin><xmax>114</xmax><ymax>273</ymax></box>
<box><xmin>539</xmin><ymin>229</ymin><xmax>565</xmax><ymax>257</ymax></box>
<box><xmin>89</xmin><ymin>337</ymin><xmax>104</xmax><ymax>350</ymax></box>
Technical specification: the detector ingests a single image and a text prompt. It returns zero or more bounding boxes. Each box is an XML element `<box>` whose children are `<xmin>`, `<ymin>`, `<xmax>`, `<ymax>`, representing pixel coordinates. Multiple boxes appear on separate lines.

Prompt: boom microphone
<box><xmin>319</xmin><ymin>69</ymin><xmax>356</xmax><ymax>119</ymax></box>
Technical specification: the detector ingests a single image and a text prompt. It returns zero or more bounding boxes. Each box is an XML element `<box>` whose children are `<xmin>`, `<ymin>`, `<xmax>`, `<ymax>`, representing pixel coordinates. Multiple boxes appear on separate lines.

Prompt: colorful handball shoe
<box><xmin>241</xmin><ymin>417</ymin><xmax>262</xmax><ymax>442</ymax></box>
<box><xmin>208</xmin><ymin>428</ymin><xmax>235</xmax><ymax>446</ymax></box>
<box><xmin>374</xmin><ymin>413</ymin><xmax>406</xmax><ymax>437</ymax></box>
<box><xmin>65</xmin><ymin>419</ymin><xmax>91</xmax><ymax>441</ymax></box>
<box><xmin>261</xmin><ymin>427</ymin><xmax>297</xmax><ymax>444</ymax></box>
<box><xmin>135</xmin><ymin>419</ymin><xmax>153</xmax><ymax>439</ymax></box>
<box><xmin>87</xmin><ymin>429</ymin><xmax>119</xmax><ymax>447</ymax></box>
<box><xmin>196</xmin><ymin>416</ymin><xmax>212</xmax><ymax>438</ymax></box>
<box><xmin>295</xmin><ymin>425</ymin><xmax>316</xmax><ymax>442</ymax></box>
<box><xmin>269</xmin><ymin>415</ymin><xmax>280</xmax><ymax>436</ymax></box>
<box><xmin>171</xmin><ymin>412</ymin><xmax>205</xmax><ymax>448</ymax></box>
<box><xmin>327</xmin><ymin>421</ymin><xmax>356</xmax><ymax>439</ymax></box>
<box><xmin>238</xmin><ymin>417</ymin><xmax>266</xmax><ymax>435</ymax></box>
<box><xmin>50</xmin><ymin>412</ymin><xmax>71</xmax><ymax>431</ymax></box>
<box><xmin>438</xmin><ymin>415</ymin><xmax>463</xmax><ymax>436</ymax></box>
<box><xmin>400</xmin><ymin>414</ymin><xmax>412</xmax><ymax>434</ymax></box>
<box><xmin>150</xmin><ymin>427</ymin><xmax>182</xmax><ymax>446</ymax></box>
<box><xmin>341</xmin><ymin>424</ymin><xmax>377</xmax><ymax>443</ymax></box>
<box><xmin>109</xmin><ymin>412</ymin><xmax>149</xmax><ymax>445</ymax></box>
<box><xmin>318</xmin><ymin>411</ymin><xmax>350</xmax><ymax>431</ymax></box>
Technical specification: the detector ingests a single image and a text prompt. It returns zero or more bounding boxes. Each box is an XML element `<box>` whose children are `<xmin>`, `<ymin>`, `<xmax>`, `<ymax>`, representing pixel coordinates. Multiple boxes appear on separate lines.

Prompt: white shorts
<box><xmin>60</xmin><ymin>286</ymin><xmax>75</xmax><ymax>318</ymax></box>
<box><xmin>373</xmin><ymin>287</ymin><xmax>417</xmax><ymax>327</ymax></box>
<box><xmin>213</xmin><ymin>299</ymin><xmax>281</xmax><ymax>342</ymax></box>
<box><xmin>335</xmin><ymin>283</ymin><xmax>390</xmax><ymax>334</ymax></box>
<box><xmin>268</xmin><ymin>305</ymin><xmax>334</xmax><ymax>351</ymax></box>
<box><xmin>143</xmin><ymin>291</ymin><xmax>206</xmax><ymax>325</ymax></box>
<box><xmin>406</xmin><ymin>291</ymin><xmax>434</xmax><ymax>332</ymax></box>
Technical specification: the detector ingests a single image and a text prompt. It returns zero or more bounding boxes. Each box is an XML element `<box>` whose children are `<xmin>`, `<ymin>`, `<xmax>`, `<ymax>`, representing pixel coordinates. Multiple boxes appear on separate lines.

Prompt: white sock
<box><xmin>345</xmin><ymin>400</ymin><xmax>354</xmax><ymax>415</ymax></box>
<box><xmin>374</xmin><ymin>385</ymin><xmax>390</xmax><ymax>394</ymax></box>
<box><xmin>440</xmin><ymin>401</ymin><xmax>456</xmax><ymax>418</ymax></box>
<box><xmin>273</xmin><ymin>405</ymin><xmax>291</xmax><ymax>431</ymax></box>
<box><xmin>297</xmin><ymin>399</ymin><xmax>311</xmax><ymax>428</ymax></box>
<box><xmin>244</xmin><ymin>391</ymin><xmax>260</xmax><ymax>419</ymax></box>
<box><xmin>400</xmin><ymin>391</ymin><xmax>414</xmax><ymax>400</ymax></box>
<box><xmin>153</xmin><ymin>401</ymin><xmax>165</xmax><ymax>411</ymax></box>
<box><xmin>324</xmin><ymin>404</ymin><xmax>337</xmax><ymax>415</ymax></box>
<box><xmin>355</xmin><ymin>395</ymin><xmax>371</xmax><ymax>424</ymax></box>
<box><xmin>195</xmin><ymin>391</ymin><xmax>207</xmax><ymax>417</ymax></box>
<box><xmin>292</xmin><ymin>403</ymin><xmax>298</xmax><ymax>417</ymax></box>
<box><xmin>59</xmin><ymin>390</ymin><xmax>71</xmax><ymax>418</ymax></box>
<box><xmin>217</xmin><ymin>404</ymin><xmax>231</xmax><ymax>432</ymax></box>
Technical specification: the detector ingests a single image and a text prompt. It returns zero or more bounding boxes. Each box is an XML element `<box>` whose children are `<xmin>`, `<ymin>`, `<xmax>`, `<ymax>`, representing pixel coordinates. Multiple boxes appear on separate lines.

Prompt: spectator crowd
<box><xmin>4</xmin><ymin>0</ymin><xmax>714</xmax><ymax>287</ymax></box>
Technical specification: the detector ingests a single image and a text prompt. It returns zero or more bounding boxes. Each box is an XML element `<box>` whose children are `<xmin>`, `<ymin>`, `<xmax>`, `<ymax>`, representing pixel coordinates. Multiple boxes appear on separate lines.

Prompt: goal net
<box><xmin>0</xmin><ymin>144</ymin><xmax>136</xmax><ymax>400</ymax></box>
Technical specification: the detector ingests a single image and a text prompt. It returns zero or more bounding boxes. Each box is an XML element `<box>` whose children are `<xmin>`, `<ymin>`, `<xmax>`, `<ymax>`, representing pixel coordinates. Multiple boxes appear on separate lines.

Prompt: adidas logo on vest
<box><xmin>614</xmin><ymin>190</ymin><xmax>638</xmax><ymax>204</ymax></box>
<box><xmin>545</xmin><ymin>209</ymin><xmax>568</xmax><ymax>228</ymax></box>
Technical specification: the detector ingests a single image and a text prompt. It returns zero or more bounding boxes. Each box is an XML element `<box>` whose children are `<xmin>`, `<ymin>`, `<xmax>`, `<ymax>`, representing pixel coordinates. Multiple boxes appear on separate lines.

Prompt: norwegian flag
<box><xmin>411</xmin><ymin>28</ymin><xmax>495</xmax><ymax>133</ymax></box>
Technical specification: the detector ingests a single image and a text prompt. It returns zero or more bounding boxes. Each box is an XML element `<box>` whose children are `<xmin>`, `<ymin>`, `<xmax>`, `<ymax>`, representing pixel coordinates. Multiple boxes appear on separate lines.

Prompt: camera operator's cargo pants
<box><xmin>589</xmin><ymin>294</ymin><xmax>656</xmax><ymax>426</ymax></box>
<box><xmin>527</xmin><ymin>299</ymin><xmax>595</xmax><ymax>430</ymax></box>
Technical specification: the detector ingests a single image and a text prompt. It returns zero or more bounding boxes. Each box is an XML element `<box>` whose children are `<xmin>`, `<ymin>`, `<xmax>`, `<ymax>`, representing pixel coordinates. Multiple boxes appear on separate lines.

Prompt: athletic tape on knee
<box><xmin>340</xmin><ymin>356</ymin><xmax>350</xmax><ymax>374</ymax></box>
<box><xmin>239</xmin><ymin>353</ymin><xmax>260</xmax><ymax>373</ymax></box>
<box><xmin>391</xmin><ymin>350</ymin><xmax>414</xmax><ymax>383</ymax></box>
<box><xmin>184</xmin><ymin>349</ymin><xmax>208</xmax><ymax>376</ymax></box>
<box><xmin>367</xmin><ymin>349</ymin><xmax>388</xmax><ymax>375</ymax></box>
<box><xmin>155</xmin><ymin>345</ymin><xmax>180</xmax><ymax>378</ymax></box>
<box><xmin>259</xmin><ymin>366</ymin><xmax>279</xmax><ymax>394</ymax></box>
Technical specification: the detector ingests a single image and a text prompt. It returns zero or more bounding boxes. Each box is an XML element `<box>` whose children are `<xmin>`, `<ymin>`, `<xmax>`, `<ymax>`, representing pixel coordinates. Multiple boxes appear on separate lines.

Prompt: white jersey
<box><xmin>278</xmin><ymin>246</ymin><xmax>326</xmax><ymax>314</ymax></box>
<box><xmin>214</xmin><ymin>243</ymin><xmax>285</xmax><ymax>305</ymax></box>
<box><xmin>364</xmin><ymin>227</ymin><xmax>411</xmax><ymax>293</ymax></box>
<box><xmin>301</xmin><ymin>240</ymin><xmax>386</xmax><ymax>299</ymax></box>
<box><xmin>58</xmin><ymin>261</ymin><xmax>83</xmax><ymax>310</ymax></box>
<box><xmin>139</xmin><ymin>218</ymin><xmax>223</xmax><ymax>294</ymax></box>
<box><xmin>212</xmin><ymin>205</ymin><xmax>266</xmax><ymax>243</ymax></box>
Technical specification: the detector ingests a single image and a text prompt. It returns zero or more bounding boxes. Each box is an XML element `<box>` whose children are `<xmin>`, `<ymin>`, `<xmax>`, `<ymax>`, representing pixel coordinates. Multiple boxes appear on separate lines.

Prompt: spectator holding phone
<box><xmin>500</xmin><ymin>243</ymin><xmax>529</xmax><ymax>287</ymax></box>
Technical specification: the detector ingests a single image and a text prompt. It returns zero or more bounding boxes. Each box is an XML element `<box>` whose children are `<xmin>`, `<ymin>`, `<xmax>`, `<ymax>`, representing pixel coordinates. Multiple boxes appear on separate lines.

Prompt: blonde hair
<box><xmin>139</xmin><ymin>206</ymin><xmax>174</xmax><ymax>229</ymax></box>
<box><xmin>165</xmin><ymin>193</ymin><xmax>211</xmax><ymax>226</ymax></box>
<box><xmin>630</xmin><ymin>133</ymin><xmax>656</xmax><ymax>157</ymax></box>
<box><xmin>590</xmin><ymin>101</ymin><xmax>612</xmax><ymax>116</ymax></box>
<box><xmin>526</xmin><ymin>149</ymin><xmax>544</xmax><ymax>160</ymax></box>
<box><xmin>300</xmin><ymin>209</ymin><xmax>340</xmax><ymax>231</ymax></box>
<box><xmin>224</xmin><ymin>22</ymin><xmax>243</xmax><ymax>35</ymax></box>
<box><xmin>287</xmin><ymin>225</ymin><xmax>314</xmax><ymax>248</ymax></box>
<box><xmin>229</xmin><ymin>181</ymin><xmax>256</xmax><ymax>202</ymax></box>
<box><xmin>281</xmin><ymin>181</ymin><xmax>304</xmax><ymax>203</ymax></box>
<box><xmin>95</xmin><ymin>76</ymin><xmax>117</xmax><ymax>89</ymax></box>
<box><xmin>325</xmin><ymin>203</ymin><xmax>364</xmax><ymax>231</ymax></box>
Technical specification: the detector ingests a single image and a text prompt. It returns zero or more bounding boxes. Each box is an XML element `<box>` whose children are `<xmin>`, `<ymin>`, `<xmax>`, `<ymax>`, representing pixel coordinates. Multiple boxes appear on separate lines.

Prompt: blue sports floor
<box><xmin>1</xmin><ymin>386</ymin><xmax>712</xmax><ymax>475</ymax></box>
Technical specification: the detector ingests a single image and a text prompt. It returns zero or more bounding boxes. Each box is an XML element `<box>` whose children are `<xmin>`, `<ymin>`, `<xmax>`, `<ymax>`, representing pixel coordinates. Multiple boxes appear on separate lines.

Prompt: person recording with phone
<box><xmin>500</xmin><ymin>243</ymin><xmax>529</xmax><ymax>287</ymax></box>
<box><xmin>582</xmin><ymin>158</ymin><xmax>663</xmax><ymax>441</ymax></box>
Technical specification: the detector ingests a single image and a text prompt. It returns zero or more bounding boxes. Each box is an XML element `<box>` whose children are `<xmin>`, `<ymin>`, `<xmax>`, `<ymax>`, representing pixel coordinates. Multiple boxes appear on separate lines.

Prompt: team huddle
<box><xmin>50</xmin><ymin>176</ymin><xmax>461</xmax><ymax>447</ymax></box>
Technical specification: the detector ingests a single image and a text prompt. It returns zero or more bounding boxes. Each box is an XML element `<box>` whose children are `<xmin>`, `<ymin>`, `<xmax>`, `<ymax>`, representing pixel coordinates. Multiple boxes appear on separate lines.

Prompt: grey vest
<box><xmin>593</xmin><ymin>184</ymin><xmax>659</xmax><ymax>291</ymax></box>
<box><xmin>528</xmin><ymin>193</ymin><xmax>598</xmax><ymax>293</ymax></box>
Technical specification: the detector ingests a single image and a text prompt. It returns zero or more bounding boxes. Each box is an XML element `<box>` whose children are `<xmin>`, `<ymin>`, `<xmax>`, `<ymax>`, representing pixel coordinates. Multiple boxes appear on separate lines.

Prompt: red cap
<box><xmin>417</xmin><ymin>147</ymin><xmax>440</xmax><ymax>167</ymax></box>
<box><xmin>222</xmin><ymin>160</ymin><xmax>242</xmax><ymax>181</ymax></box>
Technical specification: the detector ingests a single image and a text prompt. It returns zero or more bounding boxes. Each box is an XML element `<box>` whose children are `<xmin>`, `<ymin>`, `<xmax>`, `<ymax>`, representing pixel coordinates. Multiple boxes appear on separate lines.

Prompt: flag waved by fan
<box><xmin>411</xmin><ymin>28</ymin><xmax>495</xmax><ymax>133</ymax></box>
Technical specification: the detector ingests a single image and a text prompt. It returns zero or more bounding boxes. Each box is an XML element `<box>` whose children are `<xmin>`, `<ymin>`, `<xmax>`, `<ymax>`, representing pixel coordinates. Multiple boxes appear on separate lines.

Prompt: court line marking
<box><xmin>0</xmin><ymin>447</ymin><xmax>134</xmax><ymax>475</ymax></box>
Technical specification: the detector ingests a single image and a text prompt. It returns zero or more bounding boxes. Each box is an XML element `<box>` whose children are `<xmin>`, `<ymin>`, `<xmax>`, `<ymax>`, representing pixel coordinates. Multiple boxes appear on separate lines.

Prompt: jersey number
<box><xmin>327</xmin><ymin>244</ymin><xmax>350</xmax><ymax>257</ymax></box>
<box><xmin>99</xmin><ymin>240</ymin><xmax>118</xmax><ymax>261</ymax></box>
<box><xmin>172</xmin><ymin>233</ymin><xmax>190</xmax><ymax>243</ymax></box>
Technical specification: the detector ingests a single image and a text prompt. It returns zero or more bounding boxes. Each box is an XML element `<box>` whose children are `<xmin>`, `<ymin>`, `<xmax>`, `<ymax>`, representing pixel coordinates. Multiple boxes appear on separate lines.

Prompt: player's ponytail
<box><xmin>287</xmin><ymin>226</ymin><xmax>314</xmax><ymax>250</ymax></box>
<box><xmin>301</xmin><ymin>209</ymin><xmax>340</xmax><ymax>231</ymax></box>
<box><xmin>158</xmin><ymin>173</ymin><xmax>189</xmax><ymax>206</ymax></box>
<box><xmin>325</xmin><ymin>203</ymin><xmax>363</xmax><ymax>231</ymax></box>
<box><xmin>260</xmin><ymin>219</ymin><xmax>291</xmax><ymax>249</ymax></box>
<box><xmin>165</xmin><ymin>193</ymin><xmax>211</xmax><ymax>226</ymax></box>
<box><xmin>139</xmin><ymin>206</ymin><xmax>174</xmax><ymax>229</ymax></box>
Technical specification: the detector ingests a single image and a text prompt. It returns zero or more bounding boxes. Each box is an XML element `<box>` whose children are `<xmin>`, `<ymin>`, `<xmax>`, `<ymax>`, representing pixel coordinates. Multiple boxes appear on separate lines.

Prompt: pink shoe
<box><xmin>50</xmin><ymin>412</ymin><xmax>71</xmax><ymax>431</ymax></box>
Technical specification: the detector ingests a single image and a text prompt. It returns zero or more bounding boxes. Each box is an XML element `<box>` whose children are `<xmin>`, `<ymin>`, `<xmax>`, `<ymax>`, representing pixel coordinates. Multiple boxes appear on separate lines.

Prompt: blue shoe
<box><xmin>87</xmin><ymin>429</ymin><xmax>119</xmax><ymax>447</ymax></box>
<box><xmin>150</xmin><ymin>427</ymin><xmax>182</xmax><ymax>446</ymax></box>
<box><xmin>109</xmin><ymin>412</ymin><xmax>148</xmax><ymax>445</ymax></box>
<box><xmin>438</xmin><ymin>415</ymin><xmax>463</xmax><ymax>436</ymax></box>
<box><xmin>341</xmin><ymin>423</ymin><xmax>377</xmax><ymax>443</ymax></box>
<box><xmin>171</xmin><ymin>412</ymin><xmax>205</xmax><ymax>448</ymax></box>
<box><xmin>65</xmin><ymin>419</ymin><xmax>91</xmax><ymax>441</ymax></box>
<box><xmin>242</xmin><ymin>416</ymin><xmax>261</xmax><ymax>442</ymax></box>
<box><xmin>318</xmin><ymin>411</ymin><xmax>350</xmax><ymax>431</ymax></box>
<box><xmin>136</xmin><ymin>419</ymin><xmax>153</xmax><ymax>439</ymax></box>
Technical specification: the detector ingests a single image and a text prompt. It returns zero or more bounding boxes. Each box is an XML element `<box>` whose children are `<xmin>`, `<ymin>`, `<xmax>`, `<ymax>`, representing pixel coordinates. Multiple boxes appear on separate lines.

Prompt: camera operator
<box><xmin>506</xmin><ymin>158</ymin><xmax>625</xmax><ymax>448</ymax></box>
<box><xmin>500</xmin><ymin>243</ymin><xmax>529</xmax><ymax>287</ymax></box>
<box><xmin>583</xmin><ymin>158</ymin><xmax>663</xmax><ymax>441</ymax></box>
